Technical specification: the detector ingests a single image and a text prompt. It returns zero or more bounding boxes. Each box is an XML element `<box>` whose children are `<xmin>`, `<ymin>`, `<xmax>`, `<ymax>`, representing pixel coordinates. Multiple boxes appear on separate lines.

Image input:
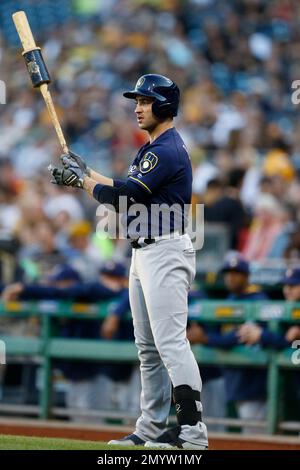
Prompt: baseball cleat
<box><xmin>144</xmin><ymin>425</ymin><xmax>208</xmax><ymax>450</ymax></box>
<box><xmin>145</xmin><ymin>439</ymin><xmax>208</xmax><ymax>450</ymax></box>
<box><xmin>144</xmin><ymin>440</ymin><xmax>207</xmax><ymax>450</ymax></box>
<box><xmin>108</xmin><ymin>433</ymin><xmax>145</xmax><ymax>446</ymax></box>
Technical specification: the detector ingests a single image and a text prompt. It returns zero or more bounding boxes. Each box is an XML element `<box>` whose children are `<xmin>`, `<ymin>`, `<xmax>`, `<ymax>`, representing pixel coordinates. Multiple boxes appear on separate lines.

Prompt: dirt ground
<box><xmin>0</xmin><ymin>418</ymin><xmax>299</xmax><ymax>450</ymax></box>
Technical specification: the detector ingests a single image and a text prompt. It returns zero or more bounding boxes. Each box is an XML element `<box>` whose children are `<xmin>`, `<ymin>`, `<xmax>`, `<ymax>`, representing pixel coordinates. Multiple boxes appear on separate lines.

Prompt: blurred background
<box><xmin>1</xmin><ymin>0</ymin><xmax>300</xmax><ymax>438</ymax></box>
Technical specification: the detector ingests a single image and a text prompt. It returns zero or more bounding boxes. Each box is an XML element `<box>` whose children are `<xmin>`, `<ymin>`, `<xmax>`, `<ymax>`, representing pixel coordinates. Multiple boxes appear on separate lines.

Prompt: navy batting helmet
<box><xmin>123</xmin><ymin>74</ymin><xmax>180</xmax><ymax>119</ymax></box>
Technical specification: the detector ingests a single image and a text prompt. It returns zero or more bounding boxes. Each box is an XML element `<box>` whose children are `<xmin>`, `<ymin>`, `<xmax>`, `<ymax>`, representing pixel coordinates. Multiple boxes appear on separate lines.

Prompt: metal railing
<box><xmin>0</xmin><ymin>300</ymin><xmax>300</xmax><ymax>434</ymax></box>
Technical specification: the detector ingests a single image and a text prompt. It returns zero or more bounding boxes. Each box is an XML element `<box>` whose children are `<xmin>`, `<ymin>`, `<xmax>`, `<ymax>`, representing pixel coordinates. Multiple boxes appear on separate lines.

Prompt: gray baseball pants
<box><xmin>129</xmin><ymin>234</ymin><xmax>205</xmax><ymax>441</ymax></box>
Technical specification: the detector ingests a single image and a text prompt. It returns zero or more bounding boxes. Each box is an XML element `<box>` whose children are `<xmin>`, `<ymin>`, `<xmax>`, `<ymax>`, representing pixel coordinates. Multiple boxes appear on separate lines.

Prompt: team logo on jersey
<box><xmin>139</xmin><ymin>152</ymin><xmax>158</xmax><ymax>174</ymax></box>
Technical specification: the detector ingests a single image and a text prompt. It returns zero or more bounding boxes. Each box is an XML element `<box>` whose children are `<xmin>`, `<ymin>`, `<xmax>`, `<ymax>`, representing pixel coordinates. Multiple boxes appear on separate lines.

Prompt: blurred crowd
<box><xmin>1</xmin><ymin>0</ymin><xmax>300</xmax><ymax>277</ymax></box>
<box><xmin>1</xmin><ymin>0</ymin><xmax>300</xmax><ymax>431</ymax></box>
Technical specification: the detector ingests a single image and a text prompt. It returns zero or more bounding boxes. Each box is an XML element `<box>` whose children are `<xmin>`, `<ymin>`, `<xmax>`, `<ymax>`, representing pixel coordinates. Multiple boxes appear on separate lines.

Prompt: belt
<box><xmin>130</xmin><ymin>231</ymin><xmax>182</xmax><ymax>249</ymax></box>
<box><xmin>130</xmin><ymin>238</ymin><xmax>156</xmax><ymax>249</ymax></box>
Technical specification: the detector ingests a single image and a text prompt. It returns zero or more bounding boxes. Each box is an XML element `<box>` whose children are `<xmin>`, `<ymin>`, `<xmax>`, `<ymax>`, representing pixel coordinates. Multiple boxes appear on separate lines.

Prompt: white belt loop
<box><xmin>131</xmin><ymin>231</ymin><xmax>184</xmax><ymax>248</ymax></box>
<box><xmin>154</xmin><ymin>230</ymin><xmax>181</xmax><ymax>242</ymax></box>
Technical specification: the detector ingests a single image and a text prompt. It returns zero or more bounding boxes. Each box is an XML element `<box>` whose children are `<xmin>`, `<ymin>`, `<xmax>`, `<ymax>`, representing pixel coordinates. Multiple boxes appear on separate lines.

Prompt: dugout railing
<box><xmin>0</xmin><ymin>299</ymin><xmax>299</xmax><ymax>434</ymax></box>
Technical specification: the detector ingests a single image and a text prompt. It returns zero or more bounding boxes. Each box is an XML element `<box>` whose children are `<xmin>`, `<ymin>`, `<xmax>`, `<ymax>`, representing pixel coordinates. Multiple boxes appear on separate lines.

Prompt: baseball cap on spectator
<box><xmin>100</xmin><ymin>261</ymin><xmax>127</xmax><ymax>278</ymax></box>
<box><xmin>68</xmin><ymin>220</ymin><xmax>92</xmax><ymax>239</ymax></box>
<box><xmin>263</xmin><ymin>149</ymin><xmax>295</xmax><ymax>183</ymax></box>
<box><xmin>282</xmin><ymin>267</ymin><xmax>300</xmax><ymax>286</ymax></box>
<box><xmin>48</xmin><ymin>264</ymin><xmax>82</xmax><ymax>283</ymax></box>
<box><xmin>220</xmin><ymin>255</ymin><xmax>250</xmax><ymax>275</ymax></box>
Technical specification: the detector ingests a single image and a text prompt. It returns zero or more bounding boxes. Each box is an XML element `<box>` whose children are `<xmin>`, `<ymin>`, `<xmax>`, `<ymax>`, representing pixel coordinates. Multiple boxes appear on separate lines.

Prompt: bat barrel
<box><xmin>12</xmin><ymin>11</ymin><xmax>37</xmax><ymax>52</ymax></box>
<box><xmin>13</xmin><ymin>10</ymin><xmax>68</xmax><ymax>153</ymax></box>
<box><xmin>13</xmin><ymin>11</ymin><xmax>51</xmax><ymax>88</ymax></box>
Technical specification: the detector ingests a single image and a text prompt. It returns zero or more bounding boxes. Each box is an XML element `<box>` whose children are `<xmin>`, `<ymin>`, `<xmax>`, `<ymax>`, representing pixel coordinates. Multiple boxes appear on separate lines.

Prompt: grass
<box><xmin>0</xmin><ymin>434</ymin><xmax>146</xmax><ymax>450</ymax></box>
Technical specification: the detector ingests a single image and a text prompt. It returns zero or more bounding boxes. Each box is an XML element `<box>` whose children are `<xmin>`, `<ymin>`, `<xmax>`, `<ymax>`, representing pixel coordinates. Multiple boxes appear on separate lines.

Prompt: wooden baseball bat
<box><xmin>12</xmin><ymin>11</ymin><xmax>68</xmax><ymax>154</ymax></box>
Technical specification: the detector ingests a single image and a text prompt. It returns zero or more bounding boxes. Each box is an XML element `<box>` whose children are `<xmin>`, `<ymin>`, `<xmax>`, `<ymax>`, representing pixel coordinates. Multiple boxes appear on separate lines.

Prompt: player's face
<box><xmin>135</xmin><ymin>96</ymin><xmax>158</xmax><ymax>131</ymax></box>
<box><xmin>283</xmin><ymin>284</ymin><xmax>300</xmax><ymax>301</ymax></box>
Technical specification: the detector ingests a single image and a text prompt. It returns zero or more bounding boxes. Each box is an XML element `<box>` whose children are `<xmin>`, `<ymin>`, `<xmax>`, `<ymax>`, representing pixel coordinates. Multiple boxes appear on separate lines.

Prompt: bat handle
<box><xmin>40</xmin><ymin>84</ymin><xmax>68</xmax><ymax>154</ymax></box>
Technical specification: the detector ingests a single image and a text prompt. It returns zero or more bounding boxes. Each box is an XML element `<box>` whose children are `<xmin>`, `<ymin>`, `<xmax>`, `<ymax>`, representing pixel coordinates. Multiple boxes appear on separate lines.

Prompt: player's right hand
<box><xmin>61</xmin><ymin>150</ymin><xmax>91</xmax><ymax>176</ymax></box>
<box><xmin>48</xmin><ymin>164</ymin><xmax>83</xmax><ymax>188</ymax></box>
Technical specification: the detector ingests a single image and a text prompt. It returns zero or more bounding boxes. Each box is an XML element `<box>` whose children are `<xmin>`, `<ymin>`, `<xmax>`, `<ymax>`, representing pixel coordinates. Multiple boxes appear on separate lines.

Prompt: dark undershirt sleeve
<box><xmin>113</xmin><ymin>179</ymin><xmax>125</xmax><ymax>188</ymax></box>
<box><xmin>92</xmin><ymin>181</ymin><xmax>150</xmax><ymax>212</ymax></box>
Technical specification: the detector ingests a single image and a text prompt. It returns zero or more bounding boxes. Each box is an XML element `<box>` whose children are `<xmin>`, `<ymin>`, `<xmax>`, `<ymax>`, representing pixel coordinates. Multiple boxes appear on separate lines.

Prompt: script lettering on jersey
<box><xmin>128</xmin><ymin>164</ymin><xmax>137</xmax><ymax>175</ymax></box>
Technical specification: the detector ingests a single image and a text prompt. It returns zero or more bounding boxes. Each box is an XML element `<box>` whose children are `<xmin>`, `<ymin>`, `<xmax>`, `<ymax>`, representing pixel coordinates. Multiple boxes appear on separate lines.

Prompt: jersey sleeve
<box><xmin>127</xmin><ymin>146</ymin><xmax>177</xmax><ymax>194</ymax></box>
<box><xmin>113</xmin><ymin>179</ymin><xmax>125</xmax><ymax>188</ymax></box>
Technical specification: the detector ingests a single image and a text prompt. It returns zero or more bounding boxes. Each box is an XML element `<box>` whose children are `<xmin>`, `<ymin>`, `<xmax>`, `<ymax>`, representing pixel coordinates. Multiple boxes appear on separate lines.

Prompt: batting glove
<box><xmin>48</xmin><ymin>164</ymin><xmax>84</xmax><ymax>188</ymax></box>
<box><xmin>60</xmin><ymin>150</ymin><xmax>91</xmax><ymax>176</ymax></box>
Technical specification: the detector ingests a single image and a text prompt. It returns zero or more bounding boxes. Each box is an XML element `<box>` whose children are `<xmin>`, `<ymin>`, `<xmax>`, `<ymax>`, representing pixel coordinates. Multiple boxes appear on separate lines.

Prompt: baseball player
<box><xmin>48</xmin><ymin>74</ymin><xmax>208</xmax><ymax>449</ymax></box>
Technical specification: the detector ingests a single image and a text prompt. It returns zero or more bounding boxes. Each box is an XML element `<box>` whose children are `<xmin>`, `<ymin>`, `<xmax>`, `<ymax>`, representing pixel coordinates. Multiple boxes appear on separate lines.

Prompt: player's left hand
<box><xmin>48</xmin><ymin>164</ymin><xmax>84</xmax><ymax>188</ymax></box>
<box><xmin>61</xmin><ymin>150</ymin><xmax>90</xmax><ymax>176</ymax></box>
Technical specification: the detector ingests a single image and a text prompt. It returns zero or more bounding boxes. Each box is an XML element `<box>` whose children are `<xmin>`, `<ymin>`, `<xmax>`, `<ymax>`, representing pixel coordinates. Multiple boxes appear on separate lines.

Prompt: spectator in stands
<box><xmin>266</xmin><ymin>205</ymin><xmax>297</xmax><ymax>260</ymax></box>
<box><xmin>13</xmin><ymin>193</ymin><xmax>63</xmax><ymax>281</ymax></box>
<box><xmin>98</xmin><ymin>269</ymin><xmax>140</xmax><ymax>417</ymax></box>
<box><xmin>284</xmin><ymin>224</ymin><xmax>300</xmax><ymax>261</ymax></box>
<box><xmin>1</xmin><ymin>262</ymin><xmax>127</xmax><ymax>303</ymax></box>
<box><xmin>46</xmin><ymin>264</ymin><xmax>115</xmax><ymax>423</ymax></box>
<box><xmin>0</xmin><ymin>159</ymin><xmax>22</xmax><ymax>232</ymax></box>
<box><xmin>238</xmin><ymin>267</ymin><xmax>300</xmax><ymax>348</ymax></box>
<box><xmin>263</xmin><ymin>143</ymin><xmax>295</xmax><ymax>186</ymax></box>
<box><xmin>203</xmin><ymin>169</ymin><xmax>247</xmax><ymax>249</ymax></box>
<box><xmin>1</xmin><ymin>260</ymin><xmax>137</xmax><ymax>421</ymax></box>
<box><xmin>64</xmin><ymin>220</ymin><xmax>106</xmax><ymax>281</ymax></box>
<box><xmin>187</xmin><ymin>288</ymin><xmax>226</xmax><ymax>433</ymax></box>
<box><xmin>242</xmin><ymin>194</ymin><xmax>285</xmax><ymax>261</ymax></box>
<box><xmin>238</xmin><ymin>267</ymin><xmax>300</xmax><ymax>423</ymax></box>
<box><xmin>188</xmin><ymin>254</ymin><xmax>269</xmax><ymax>433</ymax></box>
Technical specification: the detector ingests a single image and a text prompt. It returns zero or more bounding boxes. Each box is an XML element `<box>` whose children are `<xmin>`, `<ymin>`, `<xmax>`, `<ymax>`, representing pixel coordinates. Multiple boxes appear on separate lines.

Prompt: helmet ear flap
<box><xmin>152</xmin><ymin>100</ymin><xmax>177</xmax><ymax>119</ymax></box>
<box><xmin>152</xmin><ymin>83</ymin><xmax>180</xmax><ymax>118</ymax></box>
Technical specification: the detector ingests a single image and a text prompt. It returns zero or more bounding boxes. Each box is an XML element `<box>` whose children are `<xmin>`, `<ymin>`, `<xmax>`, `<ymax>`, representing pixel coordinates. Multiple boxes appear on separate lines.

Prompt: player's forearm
<box><xmin>89</xmin><ymin>169</ymin><xmax>113</xmax><ymax>186</ymax></box>
<box><xmin>83</xmin><ymin>175</ymin><xmax>123</xmax><ymax>199</ymax></box>
<box><xmin>83</xmin><ymin>175</ymin><xmax>100</xmax><ymax>198</ymax></box>
<box><xmin>84</xmin><ymin>176</ymin><xmax>148</xmax><ymax>213</ymax></box>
